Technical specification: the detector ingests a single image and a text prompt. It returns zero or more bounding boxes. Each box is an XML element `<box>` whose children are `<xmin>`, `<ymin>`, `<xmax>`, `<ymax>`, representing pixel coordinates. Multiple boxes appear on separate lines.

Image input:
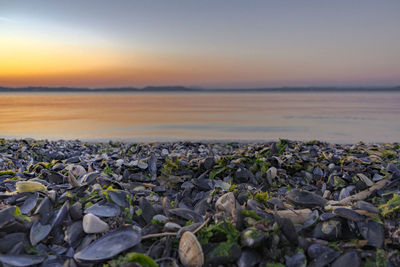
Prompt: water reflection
<box><xmin>0</xmin><ymin>92</ymin><xmax>399</xmax><ymax>143</ymax></box>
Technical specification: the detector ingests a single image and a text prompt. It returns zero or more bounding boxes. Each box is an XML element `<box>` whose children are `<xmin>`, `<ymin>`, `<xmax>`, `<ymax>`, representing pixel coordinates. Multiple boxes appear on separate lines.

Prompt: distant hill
<box><xmin>0</xmin><ymin>86</ymin><xmax>399</xmax><ymax>92</ymax></box>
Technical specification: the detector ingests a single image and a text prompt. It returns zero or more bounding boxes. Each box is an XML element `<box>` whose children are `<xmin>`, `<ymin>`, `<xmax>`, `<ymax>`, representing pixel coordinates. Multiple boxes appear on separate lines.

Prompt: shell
<box><xmin>179</xmin><ymin>231</ymin><xmax>204</xmax><ymax>267</ymax></box>
<box><xmin>16</xmin><ymin>181</ymin><xmax>46</xmax><ymax>193</ymax></box>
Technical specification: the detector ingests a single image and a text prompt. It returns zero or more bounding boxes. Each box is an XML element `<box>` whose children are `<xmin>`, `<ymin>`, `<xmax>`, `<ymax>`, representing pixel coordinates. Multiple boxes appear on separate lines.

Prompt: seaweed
<box><xmin>379</xmin><ymin>193</ymin><xmax>400</xmax><ymax>217</ymax></box>
<box><xmin>106</xmin><ymin>252</ymin><xmax>158</xmax><ymax>267</ymax></box>
<box><xmin>255</xmin><ymin>191</ymin><xmax>270</xmax><ymax>205</ymax></box>
<box><xmin>209</xmin><ymin>166</ymin><xmax>227</xmax><ymax>179</ymax></box>
<box><xmin>241</xmin><ymin>210</ymin><xmax>263</xmax><ymax>221</ymax></box>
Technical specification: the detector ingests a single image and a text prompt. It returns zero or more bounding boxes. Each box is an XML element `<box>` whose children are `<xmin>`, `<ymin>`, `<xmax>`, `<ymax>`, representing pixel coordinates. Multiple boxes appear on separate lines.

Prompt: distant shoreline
<box><xmin>1</xmin><ymin>86</ymin><xmax>400</xmax><ymax>93</ymax></box>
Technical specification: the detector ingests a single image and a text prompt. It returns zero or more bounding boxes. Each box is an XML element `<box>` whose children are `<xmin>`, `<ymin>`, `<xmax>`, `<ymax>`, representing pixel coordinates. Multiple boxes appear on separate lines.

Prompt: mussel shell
<box><xmin>74</xmin><ymin>226</ymin><xmax>141</xmax><ymax>262</ymax></box>
<box><xmin>169</xmin><ymin>208</ymin><xmax>204</xmax><ymax>223</ymax></box>
<box><xmin>0</xmin><ymin>206</ymin><xmax>16</xmax><ymax>229</ymax></box>
<box><xmin>51</xmin><ymin>201</ymin><xmax>68</xmax><ymax>227</ymax></box>
<box><xmin>18</xmin><ymin>192</ymin><xmax>39</xmax><ymax>214</ymax></box>
<box><xmin>0</xmin><ymin>254</ymin><xmax>46</xmax><ymax>267</ymax></box>
<box><xmin>286</xmin><ymin>189</ymin><xmax>327</xmax><ymax>208</ymax></box>
<box><xmin>30</xmin><ymin>221</ymin><xmax>52</xmax><ymax>246</ymax></box>
<box><xmin>85</xmin><ymin>202</ymin><xmax>121</xmax><ymax>217</ymax></box>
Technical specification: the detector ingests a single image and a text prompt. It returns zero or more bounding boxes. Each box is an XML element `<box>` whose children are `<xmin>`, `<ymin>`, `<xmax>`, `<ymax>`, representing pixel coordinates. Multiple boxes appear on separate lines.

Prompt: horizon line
<box><xmin>1</xmin><ymin>85</ymin><xmax>400</xmax><ymax>91</ymax></box>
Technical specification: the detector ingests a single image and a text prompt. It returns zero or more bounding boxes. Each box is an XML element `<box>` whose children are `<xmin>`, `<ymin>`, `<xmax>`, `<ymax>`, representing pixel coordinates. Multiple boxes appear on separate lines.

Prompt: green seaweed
<box><xmin>266</xmin><ymin>263</ymin><xmax>285</xmax><ymax>267</ymax></box>
<box><xmin>106</xmin><ymin>252</ymin><xmax>158</xmax><ymax>267</ymax></box>
<box><xmin>103</xmin><ymin>164</ymin><xmax>113</xmax><ymax>176</ymax></box>
<box><xmin>135</xmin><ymin>208</ymin><xmax>143</xmax><ymax>216</ymax></box>
<box><xmin>151</xmin><ymin>219</ymin><xmax>165</xmax><ymax>226</ymax></box>
<box><xmin>161</xmin><ymin>157</ymin><xmax>180</xmax><ymax>176</ymax></box>
<box><xmin>379</xmin><ymin>193</ymin><xmax>400</xmax><ymax>217</ymax></box>
<box><xmin>255</xmin><ymin>191</ymin><xmax>270</xmax><ymax>205</ymax></box>
<box><xmin>198</xmin><ymin>221</ymin><xmax>241</xmax><ymax>259</ymax></box>
<box><xmin>382</xmin><ymin>149</ymin><xmax>396</xmax><ymax>161</ymax></box>
<box><xmin>122</xmin><ymin>208</ymin><xmax>133</xmax><ymax>224</ymax></box>
<box><xmin>4</xmin><ymin>176</ymin><xmax>21</xmax><ymax>181</ymax></box>
<box><xmin>209</xmin><ymin>166</ymin><xmax>227</xmax><ymax>179</ymax></box>
<box><xmin>124</xmin><ymin>253</ymin><xmax>158</xmax><ymax>267</ymax></box>
<box><xmin>277</xmin><ymin>139</ymin><xmax>290</xmax><ymax>155</ymax></box>
<box><xmin>84</xmin><ymin>202</ymin><xmax>93</xmax><ymax>210</ymax></box>
<box><xmin>228</xmin><ymin>183</ymin><xmax>238</xmax><ymax>193</ymax></box>
<box><xmin>241</xmin><ymin>210</ymin><xmax>263</xmax><ymax>221</ymax></box>
<box><xmin>0</xmin><ymin>170</ymin><xmax>15</xmax><ymax>176</ymax></box>
<box><xmin>14</xmin><ymin>206</ymin><xmax>31</xmax><ymax>222</ymax></box>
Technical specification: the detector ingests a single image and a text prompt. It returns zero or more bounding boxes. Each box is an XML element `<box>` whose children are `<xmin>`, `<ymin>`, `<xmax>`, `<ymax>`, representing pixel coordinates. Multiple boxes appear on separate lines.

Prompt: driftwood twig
<box><xmin>142</xmin><ymin>232</ymin><xmax>177</xmax><ymax>239</ymax></box>
<box><xmin>327</xmin><ymin>179</ymin><xmax>388</xmax><ymax>206</ymax></box>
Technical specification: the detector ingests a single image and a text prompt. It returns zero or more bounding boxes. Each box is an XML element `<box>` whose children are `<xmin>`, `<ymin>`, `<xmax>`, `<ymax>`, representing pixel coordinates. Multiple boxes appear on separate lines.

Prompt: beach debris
<box><xmin>179</xmin><ymin>231</ymin><xmax>204</xmax><ymax>267</ymax></box>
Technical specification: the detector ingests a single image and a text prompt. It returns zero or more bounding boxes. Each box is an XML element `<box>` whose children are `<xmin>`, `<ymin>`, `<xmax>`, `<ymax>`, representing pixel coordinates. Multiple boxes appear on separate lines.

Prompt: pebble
<box><xmin>82</xmin><ymin>214</ymin><xmax>109</xmax><ymax>234</ymax></box>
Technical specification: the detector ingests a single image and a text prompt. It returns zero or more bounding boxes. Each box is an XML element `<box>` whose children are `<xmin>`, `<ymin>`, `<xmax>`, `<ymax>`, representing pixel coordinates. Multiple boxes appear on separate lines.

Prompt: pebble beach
<box><xmin>0</xmin><ymin>138</ymin><xmax>399</xmax><ymax>266</ymax></box>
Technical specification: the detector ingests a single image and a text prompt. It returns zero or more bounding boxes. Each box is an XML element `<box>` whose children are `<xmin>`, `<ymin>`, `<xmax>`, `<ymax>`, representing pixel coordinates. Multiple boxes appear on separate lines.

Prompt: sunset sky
<box><xmin>1</xmin><ymin>0</ymin><xmax>399</xmax><ymax>88</ymax></box>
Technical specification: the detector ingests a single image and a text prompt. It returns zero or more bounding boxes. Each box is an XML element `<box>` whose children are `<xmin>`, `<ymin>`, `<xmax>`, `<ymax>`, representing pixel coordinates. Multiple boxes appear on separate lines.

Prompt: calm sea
<box><xmin>0</xmin><ymin>92</ymin><xmax>399</xmax><ymax>143</ymax></box>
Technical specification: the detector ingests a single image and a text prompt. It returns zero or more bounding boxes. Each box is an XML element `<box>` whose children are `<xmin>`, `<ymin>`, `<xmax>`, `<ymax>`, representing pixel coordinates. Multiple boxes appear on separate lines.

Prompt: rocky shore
<box><xmin>0</xmin><ymin>138</ymin><xmax>399</xmax><ymax>266</ymax></box>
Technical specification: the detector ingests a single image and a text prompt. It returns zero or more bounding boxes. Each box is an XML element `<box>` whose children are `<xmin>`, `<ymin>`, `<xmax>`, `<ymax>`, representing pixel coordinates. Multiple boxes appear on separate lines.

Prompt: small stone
<box><xmin>115</xmin><ymin>159</ymin><xmax>124</xmax><ymax>167</ymax></box>
<box><xmin>82</xmin><ymin>214</ymin><xmax>109</xmax><ymax>234</ymax></box>
<box><xmin>161</xmin><ymin>149</ymin><xmax>169</xmax><ymax>156</ymax></box>
<box><xmin>215</xmin><ymin>192</ymin><xmax>241</xmax><ymax>226</ymax></box>
<box><xmin>266</xmin><ymin>167</ymin><xmax>277</xmax><ymax>182</ymax></box>
<box><xmin>138</xmin><ymin>161</ymin><xmax>148</xmax><ymax>169</ymax></box>
<box><xmin>68</xmin><ymin>165</ymin><xmax>86</xmax><ymax>177</ymax></box>
<box><xmin>323</xmin><ymin>190</ymin><xmax>331</xmax><ymax>199</ymax></box>
<box><xmin>164</xmin><ymin>222</ymin><xmax>182</xmax><ymax>232</ymax></box>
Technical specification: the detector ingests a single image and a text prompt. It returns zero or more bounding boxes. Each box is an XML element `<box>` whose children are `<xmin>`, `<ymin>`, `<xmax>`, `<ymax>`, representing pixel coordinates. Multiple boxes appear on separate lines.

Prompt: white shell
<box><xmin>179</xmin><ymin>231</ymin><xmax>204</xmax><ymax>267</ymax></box>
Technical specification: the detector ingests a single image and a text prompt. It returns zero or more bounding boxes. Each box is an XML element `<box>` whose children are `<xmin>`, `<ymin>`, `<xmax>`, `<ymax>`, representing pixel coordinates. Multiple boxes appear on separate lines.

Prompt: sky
<box><xmin>0</xmin><ymin>0</ymin><xmax>399</xmax><ymax>88</ymax></box>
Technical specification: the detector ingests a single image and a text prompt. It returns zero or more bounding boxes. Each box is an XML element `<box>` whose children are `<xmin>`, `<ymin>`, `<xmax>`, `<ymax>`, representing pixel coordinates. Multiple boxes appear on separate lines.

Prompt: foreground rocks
<box><xmin>0</xmin><ymin>138</ymin><xmax>399</xmax><ymax>266</ymax></box>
